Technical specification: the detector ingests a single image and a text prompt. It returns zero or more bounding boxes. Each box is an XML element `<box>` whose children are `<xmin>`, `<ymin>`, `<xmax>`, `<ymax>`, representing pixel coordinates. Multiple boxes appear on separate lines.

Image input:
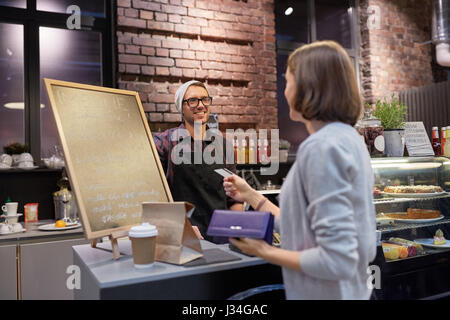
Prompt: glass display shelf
<box><xmin>374</xmin><ymin>192</ymin><xmax>450</xmax><ymax>205</ymax></box>
<box><xmin>378</xmin><ymin>216</ymin><xmax>450</xmax><ymax>233</ymax></box>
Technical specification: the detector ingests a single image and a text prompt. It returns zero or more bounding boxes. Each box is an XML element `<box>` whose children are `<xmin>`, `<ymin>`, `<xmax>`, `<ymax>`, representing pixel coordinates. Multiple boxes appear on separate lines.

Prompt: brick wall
<box><xmin>359</xmin><ymin>0</ymin><xmax>447</xmax><ymax>104</ymax></box>
<box><xmin>116</xmin><ymin>0</ymin><xmax>277</xmax><ymax>132</ymax></box>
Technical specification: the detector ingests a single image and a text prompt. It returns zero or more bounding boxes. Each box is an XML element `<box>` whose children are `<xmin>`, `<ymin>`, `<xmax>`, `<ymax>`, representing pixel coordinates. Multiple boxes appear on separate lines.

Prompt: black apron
<box><xmin>171</xmin><ymin>148</ymin><xmax>229</xmax><ymax>244</ymax></box>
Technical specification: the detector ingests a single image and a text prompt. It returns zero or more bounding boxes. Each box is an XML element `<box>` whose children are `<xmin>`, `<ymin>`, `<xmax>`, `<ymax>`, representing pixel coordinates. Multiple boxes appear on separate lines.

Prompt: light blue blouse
<box><xmin>278</xmin><ymin>122</ymin><xmax>377</xmax><ymax>300</ymax></box>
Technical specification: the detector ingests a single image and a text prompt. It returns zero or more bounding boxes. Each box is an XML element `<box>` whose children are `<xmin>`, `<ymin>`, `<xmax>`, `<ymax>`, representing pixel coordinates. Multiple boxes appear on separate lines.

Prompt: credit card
<box><xmin>214</xmin><ymin>168</ymin><xmax>234</xmax><ymax>178</ymax></box>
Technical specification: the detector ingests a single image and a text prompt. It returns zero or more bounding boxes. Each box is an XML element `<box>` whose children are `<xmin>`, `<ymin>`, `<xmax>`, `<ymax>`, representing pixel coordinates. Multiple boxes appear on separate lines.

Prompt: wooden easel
<box><xmin>90</xmin><ymin>229</ymin><xmax>130</xmax><ymax>260</ymax></box>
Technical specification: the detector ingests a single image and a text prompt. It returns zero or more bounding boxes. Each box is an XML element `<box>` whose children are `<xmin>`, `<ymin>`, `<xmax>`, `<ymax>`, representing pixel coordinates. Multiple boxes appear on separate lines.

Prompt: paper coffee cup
<box><xmin>129</xmin><ymin>223</ymin><xmax>158</xmax><ymax>269</ymax></box>
<box><xmin>2</xmin><ymin>202</ymin><xmax>18</xmax><ymax>216</ymax></box>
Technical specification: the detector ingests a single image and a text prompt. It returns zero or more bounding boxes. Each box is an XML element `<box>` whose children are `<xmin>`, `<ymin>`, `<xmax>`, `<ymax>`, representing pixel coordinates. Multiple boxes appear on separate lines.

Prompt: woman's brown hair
<box><xmin>287</xmin><ymin>40</ymin><xmax>362</xmax><ymax>126</ymax></box>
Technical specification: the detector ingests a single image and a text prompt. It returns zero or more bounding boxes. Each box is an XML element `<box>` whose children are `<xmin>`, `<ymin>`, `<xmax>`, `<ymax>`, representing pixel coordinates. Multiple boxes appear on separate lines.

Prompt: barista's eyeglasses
<box><xmin>183</xmin><ymin>96</ymin><xmax>213</xmax><ymax>108</ymax></box>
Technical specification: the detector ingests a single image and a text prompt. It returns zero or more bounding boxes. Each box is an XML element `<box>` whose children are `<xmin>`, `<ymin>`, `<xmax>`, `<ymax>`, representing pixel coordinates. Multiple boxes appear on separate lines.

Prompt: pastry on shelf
<box><xmin>388</xmin><ymin>237</ymin><xmax>424</xmax><ymax>255</ymax></box>
<box><xmin>383</xmin><ymin>185</ymin><xmax>443</xmax><ymax>194</ymax></box>
<box><xmin>383</xmin><ymin>212</ymin><xmax>408</xmax><ymax>219</ymax></box>
<box><xmin>382</xmin><ymin>243</ymin><xmax>408</xmax><ymax>260</ymax></box>
<box><xmin>406</xmin><ymin>208</ymin><xmax>441</xmax><ymax>219</ymax></box>
<box><xmin>433</xmin><ymin>229</ymin><xmax>447</xmax><ymax>245</ymax></box>
<box><xmin>383</xmin><ymin>209</ymin><xmax>441</xmax><ymax>220</ymax></box>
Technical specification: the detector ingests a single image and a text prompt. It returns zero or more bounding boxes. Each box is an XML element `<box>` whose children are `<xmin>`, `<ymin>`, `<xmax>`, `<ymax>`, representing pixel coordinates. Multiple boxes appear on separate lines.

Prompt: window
<box><xmin>315</xmin><ymin>0</ymin><xmax>353</xmax><ymax>49</ymax></box>
<box><xmin>36</xmin><ymin>0</ymin><xmax>105</xmax><ymax>16</ymax></box>
<box><xmin>40</xmin><ymin>27</ymin><xmax>102</xmax><ymax>156</ymax></box>
<box><xmin>0</xmin><ymin>23</ymin><xmax>25</xmax><ymax>148</ymax></box>
<box><xmin>0</xmin><ymin>0</ymin><xmax>26</xmax><ymax>9</ymax></box>
<box><xmin>275</xmin><ymin>0</ymin><xmax>359</xmax><ymax>151</ymax></box>
<box><xmin>0</xmin><ymin>0</ymin><xmax>114</xmax><ymax>162</ymax></box>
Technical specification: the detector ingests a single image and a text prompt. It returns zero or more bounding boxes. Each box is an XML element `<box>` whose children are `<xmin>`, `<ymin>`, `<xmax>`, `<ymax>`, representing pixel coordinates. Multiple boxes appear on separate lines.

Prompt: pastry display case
<box><xmin>371</xmin><ymin>156</ymin><xmax>450</xmax><ymax>299</ymax></box>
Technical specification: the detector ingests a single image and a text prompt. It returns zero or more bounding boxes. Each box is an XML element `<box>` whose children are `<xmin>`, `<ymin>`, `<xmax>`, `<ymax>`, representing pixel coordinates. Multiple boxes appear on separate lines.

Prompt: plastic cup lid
<box><xmin>129</xmin><ymin>222</ymin><xmax>158</xmax><ymax>238</ymax></box>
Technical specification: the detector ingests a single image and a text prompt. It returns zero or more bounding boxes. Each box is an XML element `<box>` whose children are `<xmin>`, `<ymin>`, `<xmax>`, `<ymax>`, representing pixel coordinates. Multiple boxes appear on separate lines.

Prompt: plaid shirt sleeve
<box><xmin>153</xmin><ymin>131</ymin><xmax>170</xmax><ymax>176</ymax></box>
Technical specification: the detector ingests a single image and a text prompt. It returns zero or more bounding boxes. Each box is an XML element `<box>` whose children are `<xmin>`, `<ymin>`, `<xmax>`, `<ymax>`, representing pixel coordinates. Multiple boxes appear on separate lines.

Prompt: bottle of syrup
<box><xmin>242</xmin><ymin>139</ymin><xmax>248</xmax><ymax>164</ymax></box>
<box><xmin>441</xmin><ymin>127</ymin><xmax>447</xmax><ymax>156</ymax></box>
<box><xmin>248</xmin><ymin>138</ymin><xmax>257</xmax><ymax>164</ymax></box>
<box><xmin>432</xmin><ymin>127</ymin><xmax>441</xmax><ymax>156</ymax></box>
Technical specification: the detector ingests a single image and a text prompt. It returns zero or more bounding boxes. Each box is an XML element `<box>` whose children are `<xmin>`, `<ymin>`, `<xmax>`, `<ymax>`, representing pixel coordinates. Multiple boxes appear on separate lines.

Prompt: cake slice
<box><xmin>384</xmin><ymin>212</ymin><xmax>408</xmax><ymax>219</ymax></box>
<box><xmin>406</xmin><ymin>208</ymin><xmax>441</xmax><ymax>219</ymax></box>
<box><xmin>433</xmin><ymin>229</ymin><xmax>447</xmax><ymax>245</ymax></box>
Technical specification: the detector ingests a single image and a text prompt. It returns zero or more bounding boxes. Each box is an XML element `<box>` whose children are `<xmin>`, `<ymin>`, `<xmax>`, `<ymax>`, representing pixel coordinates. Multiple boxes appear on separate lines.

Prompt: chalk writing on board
<box><xmin>122</xmin><ymin>192</ymin><xmax>135</xmax><ymax>199</ymax></box>
<box><xmin>92</xmin><ymin>203</ymin><xmax>112</xmax><ymax>213</ymax></box>
<box><xmin>108</xmin><ymin>194</ymin><xmax>120</xmax><ymax>200</ymax></box>
<box><xmin>138</xmin><ymin>190</ymin><xmax>161</xmax><ymax>197</ymax></box>
<box><xmin>87</xmin><ymin>194</ymin><xmax>106</xmax><ymax>202</ymax></box>
<box><xmin>117</xmin><ymin>202</ymin><xmax>140</xmax><ymax>209</ymax></box>
<box><xmin>102</xmin><ymin>212</ymin><xmax>131</xmax><ymax>225</ymax></box>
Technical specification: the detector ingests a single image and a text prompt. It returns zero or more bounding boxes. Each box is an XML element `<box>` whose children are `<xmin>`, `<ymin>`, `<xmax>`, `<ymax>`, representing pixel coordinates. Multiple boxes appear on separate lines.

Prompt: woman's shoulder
<box><xmin>301</xmin><ymin>122</ymin><xmax>353</xmax><ymax>145</ymax></box>
<box><xmin>298</xmin><ymin>123</ymin><xmax>361</xmax><ymax>162</ymax></box>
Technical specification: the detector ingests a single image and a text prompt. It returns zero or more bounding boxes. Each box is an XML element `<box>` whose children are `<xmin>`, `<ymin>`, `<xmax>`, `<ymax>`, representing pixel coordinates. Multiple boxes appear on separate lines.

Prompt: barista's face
<box><xmin>182</xmin><ymin>85</ymin><xmax>210</xmax><ymax>125</ymax></box>
<box><xmin>284</xmin><ymin>68</ymin><xmax>305</xmax><ymax>123</ymax></box>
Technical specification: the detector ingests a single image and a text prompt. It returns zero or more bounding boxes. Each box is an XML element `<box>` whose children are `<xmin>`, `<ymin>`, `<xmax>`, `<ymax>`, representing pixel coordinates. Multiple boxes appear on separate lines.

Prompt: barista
<box><xmin>153</xmin><ymin>80</ymin><xmax>243</xmax><ymax>243</ymax></box>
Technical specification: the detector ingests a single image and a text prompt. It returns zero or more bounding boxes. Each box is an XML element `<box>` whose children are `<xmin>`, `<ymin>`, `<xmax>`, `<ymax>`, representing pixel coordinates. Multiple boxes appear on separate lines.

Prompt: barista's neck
<box><xmin>184</xmin><ymin>121</ymin><xmax>207</xmax><ymax>140</ymax></box>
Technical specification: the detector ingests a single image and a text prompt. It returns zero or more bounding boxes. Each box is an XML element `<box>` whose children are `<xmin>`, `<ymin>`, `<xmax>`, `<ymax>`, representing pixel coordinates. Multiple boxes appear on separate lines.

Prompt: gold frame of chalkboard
<box><xmin>44</xmin><ymin>79</ymin><xmax>173</xmax><ymax>240</ymax></box>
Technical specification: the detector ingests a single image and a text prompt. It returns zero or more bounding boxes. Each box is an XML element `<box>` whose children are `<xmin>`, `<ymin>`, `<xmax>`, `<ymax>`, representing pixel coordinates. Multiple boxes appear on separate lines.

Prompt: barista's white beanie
<box><xmin>174</xmin><ymin>80</ymin><xmax>206</xmax><ymax>113</ymax></box>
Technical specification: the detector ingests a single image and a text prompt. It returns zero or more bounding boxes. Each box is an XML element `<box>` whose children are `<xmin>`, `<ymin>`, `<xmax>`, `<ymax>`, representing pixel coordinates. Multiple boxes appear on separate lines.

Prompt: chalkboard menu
<box><xmin>45</xmin><ymin>79</ymin><xmax>172</xmax><ymax>240</ymax></box>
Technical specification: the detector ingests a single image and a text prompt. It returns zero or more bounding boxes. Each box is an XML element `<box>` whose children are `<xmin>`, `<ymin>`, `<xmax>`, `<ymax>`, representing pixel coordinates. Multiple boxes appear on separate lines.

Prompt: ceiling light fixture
<box><xmin>285</xmin><ymin>7</ymin><xmax>293</xmax><ymax>16</ymax></box>
<box><xmin>4</xmin><ymin>102</ymin><xmax>45</xmax><ymax>110</ymax></box>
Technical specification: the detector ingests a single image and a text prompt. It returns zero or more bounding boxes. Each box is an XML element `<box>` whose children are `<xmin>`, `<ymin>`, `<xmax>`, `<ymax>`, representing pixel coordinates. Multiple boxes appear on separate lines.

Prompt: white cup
<box><xmin>18</xmin><ymin>161</ymin><xmax>34</xmax><ymax>168</ymax></box>
<box><xmin>18</xmin><ymin>153</ymin><xmax>33</xmax><ymax>163</ymax></box>
<box><xmin>0</xmin><ymin>154</ymin><xmax>12</xmax><ymax>166</ymax></box>
<box><xmin>0</xmin><ymin>224</ymin><xmax>10</xmax><ymax>234</ymax></box>
<box><xmin>11</xmin><ymin>223</ymin><xmax>23</xmax><ymax>232</ymax></box>
<box><xmin>2</xmin><ymin>202</ymin><xmax>18</xmax><ymax>216</ymax></box>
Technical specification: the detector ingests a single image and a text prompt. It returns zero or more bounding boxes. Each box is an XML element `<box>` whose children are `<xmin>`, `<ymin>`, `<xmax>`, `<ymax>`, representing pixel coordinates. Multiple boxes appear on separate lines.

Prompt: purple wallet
<box><xmin>206</xmin><ymin>210</ymin><xmax>274</xmax><ymax>244</ymax></box>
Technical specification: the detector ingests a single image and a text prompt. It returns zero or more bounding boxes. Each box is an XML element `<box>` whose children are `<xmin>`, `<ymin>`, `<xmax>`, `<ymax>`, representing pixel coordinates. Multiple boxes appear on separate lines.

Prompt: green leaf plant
<box><xmin>3</xmin><ymin>142</ymin><xmax>28</xmax><ymax>155</ymax></box>
<box><xmin>371</xmin><ymin>94</ymin><xmax>408</xmax><ymax>130</ymax></box>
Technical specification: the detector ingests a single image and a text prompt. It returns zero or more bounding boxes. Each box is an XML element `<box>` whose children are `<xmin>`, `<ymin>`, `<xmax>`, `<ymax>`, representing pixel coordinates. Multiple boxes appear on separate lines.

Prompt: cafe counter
<box><xmin>0</xmin><ymin>220</ymin><xmax>88</xmax><ymax>300</ymax></box>
<box><xmin>73</xmin><ymin>239</ymin><xmax>283</xmax><ymax>300</ymax></box>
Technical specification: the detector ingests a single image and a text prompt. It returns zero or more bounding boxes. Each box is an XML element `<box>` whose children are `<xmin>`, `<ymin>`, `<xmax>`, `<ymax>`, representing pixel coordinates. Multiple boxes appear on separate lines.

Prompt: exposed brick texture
<box><xmin>359</xmin><ymin>0</ymin><xmax>447</xmax><ymax>104</ymax></box>
<box><xmin>117</xmin><ymin>0</ymin><xmax>277</xmax><ymax>131</ymax></box>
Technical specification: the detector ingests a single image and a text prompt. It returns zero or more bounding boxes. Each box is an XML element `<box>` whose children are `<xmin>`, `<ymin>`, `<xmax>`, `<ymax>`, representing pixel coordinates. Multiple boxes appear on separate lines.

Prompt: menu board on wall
<box><xmin>44</xmin><ymin>79</ymin><xmax>172</xmax><ymax>240</ymax></box>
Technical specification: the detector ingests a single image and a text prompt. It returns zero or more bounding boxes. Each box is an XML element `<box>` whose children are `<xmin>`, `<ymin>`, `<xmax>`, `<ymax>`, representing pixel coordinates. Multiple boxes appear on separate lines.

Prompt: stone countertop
<box><xmin>73</xmin><ymin>240</ymin><xmax>267</xmax><ymax>290</ymax></box>
<box><xmin>0</xmin><ymin>219</ymin><xmax>85</xmax><ymax>244</ymax></box>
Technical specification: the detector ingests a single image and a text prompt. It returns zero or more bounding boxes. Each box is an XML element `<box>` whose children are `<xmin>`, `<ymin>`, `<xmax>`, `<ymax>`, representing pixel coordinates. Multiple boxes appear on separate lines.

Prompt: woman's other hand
<box><xmin>229</xmin><ymin>237</ymin><xmax>272</xmax><ymax>258</ymax></box>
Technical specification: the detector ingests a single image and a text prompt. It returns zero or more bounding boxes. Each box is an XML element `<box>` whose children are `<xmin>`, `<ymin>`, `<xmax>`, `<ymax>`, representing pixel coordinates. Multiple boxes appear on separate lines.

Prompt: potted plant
<box><xmin>3</xmin><ymin>142</ymin><xmax>29</xmax><ymax>166</ymax></box>
<box><xmin>372</xmin><ymin>95</ymin><xmax>408</xmax><ymax>157</ymax></box>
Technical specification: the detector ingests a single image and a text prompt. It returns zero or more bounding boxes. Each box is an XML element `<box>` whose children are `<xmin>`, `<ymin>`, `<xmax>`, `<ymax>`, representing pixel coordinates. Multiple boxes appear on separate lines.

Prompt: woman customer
<box><xmin>223</xmin><ymin>40</ymin><xmax>377</xmax><ymax>300</ymax></box>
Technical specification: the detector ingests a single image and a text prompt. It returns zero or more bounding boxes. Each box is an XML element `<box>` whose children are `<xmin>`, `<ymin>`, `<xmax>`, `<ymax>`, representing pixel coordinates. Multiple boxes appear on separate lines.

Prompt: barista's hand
<box><xmin>192</xmin><ymin>226</ymin><xmax>204</xmax><ymax>240</ymax></box>
<box><xmin>223</xmin><ymin>175</ymin><xmax>256</xmax><ymax>203</ymax></box>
